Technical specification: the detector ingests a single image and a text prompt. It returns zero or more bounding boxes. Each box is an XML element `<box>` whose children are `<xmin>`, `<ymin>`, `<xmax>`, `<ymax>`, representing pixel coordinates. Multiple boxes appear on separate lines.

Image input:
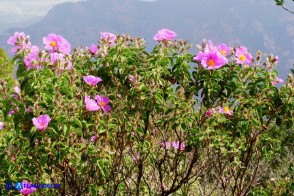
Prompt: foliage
<box><xmin>0</xmin><ymin>48</ymin><xmax>15</xmax><ymax>88</ymax></box>
<box><xmin>0</xmin><ymin>48</ymin><xmax>16</xmax><ymax>118</ymax></box>
<box><xmin>0</xmin><ymin>31</ymin><xmax>293</xmax><ymax>195</ymax></box>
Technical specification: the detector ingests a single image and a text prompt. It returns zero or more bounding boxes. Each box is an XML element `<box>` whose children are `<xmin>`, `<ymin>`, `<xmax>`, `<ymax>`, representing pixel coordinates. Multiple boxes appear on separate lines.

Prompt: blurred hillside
<box><xmin>1</xmin><ymin>0</ymin><xmax>293</xmax><ymax>78</ymax></box>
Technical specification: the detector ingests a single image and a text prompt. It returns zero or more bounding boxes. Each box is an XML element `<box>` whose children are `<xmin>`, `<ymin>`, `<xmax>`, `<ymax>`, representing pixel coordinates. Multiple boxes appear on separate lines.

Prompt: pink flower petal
<box><xmin>154</xmin><ymin>28</ymin><xmax>177</xmax><ymax>42</ymax></box>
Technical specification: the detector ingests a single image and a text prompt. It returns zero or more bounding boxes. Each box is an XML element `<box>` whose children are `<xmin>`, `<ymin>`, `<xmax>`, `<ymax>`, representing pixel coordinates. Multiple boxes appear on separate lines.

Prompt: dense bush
<box><xmin>0</xmin><ymin>48</ymin><xmax>15</xmax><ymax>99</ymax></box>
<box><xmin>0</xmin><ymin>29</ymin><xmax>293</xmax><ymax>195</ymax></box>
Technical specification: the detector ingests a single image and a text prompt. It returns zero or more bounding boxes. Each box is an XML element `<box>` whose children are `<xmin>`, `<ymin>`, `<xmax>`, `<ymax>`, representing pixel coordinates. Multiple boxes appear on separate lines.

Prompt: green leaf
<box><xmin>252</xmin><ymin>119</ymin><xmax>260</xmax><ymax>127</ymax></box>
<box><xmin>97</xmin><ymin>159</ymin><xmax>105</xmax><ymax>176</ymax></box>
<box><xmin>61</xmin><ymin>71</ymin><xmax>71</xmax><ymax>82</ymax></box>
<box><xmin>41</xmin><ymin>68</ymin><xmax>54</xmax><ymax>78</ymax></box>
<box><xmin>64</xmin><ymin>124</ymin><xmax>70</xmax><ymax>137</ymax></box>
<box><xmin>275</xmin><ymin>0</ymin><xmax>284</xmax><ymax>5</ymax></box>
<box><xmin>41</xmin><ymin>154</ymin><xmax>48</xmax><ymax>166</ymax></box>
<box><xmin>73</xmin><ymin>118</ymin><xmax>83</xmax><ymax>129</ymax></box>
<box><xmin>58</xmin><ymin>148</ymin><xmax>68</xmax><ymax>163</ymax></box>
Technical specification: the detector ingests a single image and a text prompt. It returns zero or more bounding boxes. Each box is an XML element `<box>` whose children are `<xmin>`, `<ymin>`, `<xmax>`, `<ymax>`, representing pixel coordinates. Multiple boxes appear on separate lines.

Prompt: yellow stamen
<box><xmin>207</xmin><ymin>59</ymin><xmax>215</xmax><ymax>67</ymax></box>
<box><xmin>220</xmin><ymin>50</ymin><xmax>226</xmax><ymax>56</ymax></box>
<box><xmin>224</xmin><ymin>106</ymin><xmax>229</xmax><ymax>113</ymax></box>
<box><xmin>100</xmin><ymin>102</ymin><xmax>106</xmax><ymax>107</ymax></box>
<box><xmin>50</xmin><ymin>41</ymin><xmax>56</xmax><ymax>47</ymax></box>
<box><xmin>239</xmin><ymin>55</ymin><xmax>246</xmax><ymax>61</ymax></box>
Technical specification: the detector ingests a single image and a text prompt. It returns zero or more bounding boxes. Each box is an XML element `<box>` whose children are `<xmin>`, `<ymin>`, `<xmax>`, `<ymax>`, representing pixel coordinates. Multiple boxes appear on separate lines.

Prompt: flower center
<box><xmin>100</xmin><ymin>102</ymin><xmax>106</xmax><ymax>107</ymax></box>
<box><xmin>220</xmin><ymin>50</ymin><xmax>226</xmax><ymax>56</ymax></box>
<box><xmin>40</xmin><ymin>123</ymin><xmax>45</xmax><ymax>127</ymax></box>
<box><xmin>207</xmin><ymin>59</ymin><xmax>215</xmax><ymax>67</ymax></box>
<box><xmin>224</xmin><ymin>106</ymin><xmax>229</xmax><ymax>113</ymax></box>
<box><xmin>50</xmin><ymin>41</ymin><xmax>56</xmax><ymax>47</ymax></box>
<box><xmin>239</xmin><ymin>54</ymin><xmax>246</xmax><ymax>61</ymax></box>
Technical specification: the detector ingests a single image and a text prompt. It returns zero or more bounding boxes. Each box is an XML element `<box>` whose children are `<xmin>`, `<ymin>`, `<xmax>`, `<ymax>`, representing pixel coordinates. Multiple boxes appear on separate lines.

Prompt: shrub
<box><xmin>0</xmin><ymin>30</ymin><xmax>293</xmax><ymax>195</ymax></box>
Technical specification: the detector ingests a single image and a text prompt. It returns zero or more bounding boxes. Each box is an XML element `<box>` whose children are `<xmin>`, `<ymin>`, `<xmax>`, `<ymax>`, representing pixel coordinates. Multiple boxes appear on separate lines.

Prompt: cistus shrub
<box><xmin>0</xmin><ymin>29</ymin><xmax>293</xmax><ymax>195</ymax></box>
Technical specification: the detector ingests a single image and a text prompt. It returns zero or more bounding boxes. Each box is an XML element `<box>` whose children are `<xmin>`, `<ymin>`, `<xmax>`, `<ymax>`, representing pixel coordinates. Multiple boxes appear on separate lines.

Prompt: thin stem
<box><xmin>282</xmin><ymin>4</ymin><xmax>294</xmax><ymax>14</ymax></box>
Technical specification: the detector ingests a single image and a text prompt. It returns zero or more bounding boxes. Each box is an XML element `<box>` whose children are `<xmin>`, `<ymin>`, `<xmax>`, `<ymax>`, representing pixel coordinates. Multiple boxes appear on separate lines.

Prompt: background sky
<box><xmin>0</xmin><ymin>0</ymin><xmax>85</xmax><ymax>33</ymax></box>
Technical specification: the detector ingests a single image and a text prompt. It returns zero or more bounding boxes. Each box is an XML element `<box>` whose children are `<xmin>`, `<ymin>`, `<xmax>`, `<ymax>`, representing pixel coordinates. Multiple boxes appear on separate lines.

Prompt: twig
<box><xmin>282</xmin><ymin>4</ymin><xmax>294</xmax><ymax>14</ymax></box>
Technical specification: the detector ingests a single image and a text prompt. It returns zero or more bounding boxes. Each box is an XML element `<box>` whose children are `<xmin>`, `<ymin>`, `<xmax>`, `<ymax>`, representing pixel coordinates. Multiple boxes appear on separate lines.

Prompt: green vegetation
<box><xmin>0</xmin><ymin>33</ymin><xmax>293</xmax><ymax>195</ymax></box>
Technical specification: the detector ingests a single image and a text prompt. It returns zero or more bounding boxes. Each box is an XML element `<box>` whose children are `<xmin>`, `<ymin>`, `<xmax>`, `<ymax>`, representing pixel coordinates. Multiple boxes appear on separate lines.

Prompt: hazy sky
<box><xmin>0</xmin><ymin>0</ymin><xmax>85</xmax><ymax>31</ymax></box>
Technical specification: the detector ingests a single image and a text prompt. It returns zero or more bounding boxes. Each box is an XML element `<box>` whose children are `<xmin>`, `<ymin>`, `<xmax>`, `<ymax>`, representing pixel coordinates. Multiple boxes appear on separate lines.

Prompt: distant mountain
<box><xmin>0</xmin><ymin>0</ymin><xmax>85</xmax><ymax>33</ymax></box>
<box><xmin>1</xmin><ymin>0</ymin><xmax>294</xmax><ymax>78</ymax></box>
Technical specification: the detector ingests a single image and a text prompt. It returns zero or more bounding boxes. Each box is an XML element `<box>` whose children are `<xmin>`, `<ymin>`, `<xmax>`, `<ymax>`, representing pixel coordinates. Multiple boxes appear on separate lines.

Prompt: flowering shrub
<box><xmin>0</xmin><ymin>29</ymin><xmax>293</xmax><ymax>195</ymax></box>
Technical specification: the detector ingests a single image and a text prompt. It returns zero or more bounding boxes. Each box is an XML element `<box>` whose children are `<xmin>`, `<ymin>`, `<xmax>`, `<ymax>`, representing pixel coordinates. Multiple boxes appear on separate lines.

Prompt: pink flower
<box><xmin>14</xmin><ymin>86</ymin><xmax>21</xmax><ymax>95</ymax></box>
<box><xmin>153</xmin><ymin>28</ymin><xmax>177</xmax><ymax>42</ymax></box>
<box><xmin>271</xmin><ymin>77</ymin><xmax>283</xmax><ymax>85</ymax></box>
<box><xmin>95</xmin><ymin>95</ymin><xmax>111</xmax><ymax>112</ymax></box>
<box><xmin>80</xmin><ymin>137</ymin><xmax>85</xmax><ymax>143</ymax></box>
<box><xmin>100</xmin><ymin>32</ymin><xmax>117</xmax><ymax>46</ymax></box>
<box><xmin>50</xmin><ymin>52</ymin><xmax>72</xmax><ymax>70</ymax></box>
<box><xmin>8</xmin><ymin>110</ymin><xmax>15</xmax><ymax>115</ymax></box>
<box><xmin>35</xmin><ymin>139</ymin><xmax>40</xmax><ymax>144</ymax></box>
<box><xmin>161</xmin><ymin>141</ymin><xmax>171</xmax><ymax>149</ymax></box>
<box><xmin>7</xmin><ymin>32</ymin><xmax>27</xmax><ymax>45</ymax></box>
<box><xmin>25</xmin><ymin>107</ymin><xmax>32</xmax><ymax>113</ymax></box>
<box><xmin>128</xmin><ymin>75</ymin><xmax>136</xmax><ymax>83</ymax></box>
<box><xmin>12</xmin><ymin>94</ymin><xmax>19</xmax><ymax>100</ymax></box>
<box><xmin>85</xmin><ymin>95</ymin><xmax>99</xmax><ymax>111</ymax></box>
<box><xmin>7</xmin><ymin>32</ymin><xmax>31</xmax><ymax>54</ymax></box>
<box><xmin>218</xmin><ymin>44</ymin><xmax>231</xmax><ymax>57</ymax></box>
<box><xmin>24</xmin><ymin>46</ymin><xmax>41</xmax><ymax>70</ymax></box>
<box><xmin>172</xmin><ymin>141</ymin><xmax>185</xmax><ymax>151</ymax></box>
<box><xmin>161</xmin><ymin>141</ymin><xmax>186</xmax><ymax>151</ymax></box>
<box><xmin>235</xmin><ymin>46</ymin><xmax>252</xmax><ymax>65</ymax></box>
<box><xmin>0</xmin><ymin>122</ymin><xmax>4</xmax><ymax>130</ymax></box>
<box><xmin>20</xmin><ymin>180</ymin><xmax>36</xmax><ymax>195</ymax></box>
<box><xmin>12</xmin><ymin>86</ymin><xmax>20</xmax><ymax>100</ymax></box>
<box><xmin>206</xmin><ymin>40</ymin><xmax>217</xmax><ymax>51</ymax></box>
<box><xmin>133</xmin><ymin>153</ymin><xmax>140</xmax><ymax>161</ymax></box>
<box><xmin>32</xmin><ymin>114</ymin><xmax>51</xmax><ymax>130</ymax></box>
<box><xmin>43</xmin><ymin>33</ymin><xmax>71</xmax><ymax>54</ymax></box>
<box><xmin>89</xmin><ymin>43</ymin><xmax>98</xmax><ymax>55</ymax></box>
<box><xmin>205</xmin><ymin>108</ymin><xmax>215</xmax><ymax>118</ymax></box>
<box><xmin>274</xmin><ymin>56</ymin><xmax>279</xmax><ymax>64</ymax></box>
<box><xmin>193</xmin><ymin>50</ymin><xmax>206</xmax><ymax>61</ymax></box>
<box><xmin>194</xmin><ymin>50</ymin><xmax>228</xmax><ymax>70</ymax></box>
<box><xmin>90</xmin><ymin>135</ymin><xmax>97</xmax><ymax>142</ymax></box>
<box><xmin>83</xmin><ymin>75</ymin><xmax>102</xmax><ymax>86</ymax></box>
<box><xmin>219</xmin><ymin>106</ymin><xmax>233</xmax><ymax>116</ymax></box>
<box><xmin>65</xmin><ymin>61</ymin><xmax>73</xmax><ymax>70</ymax></box>
<box><xmin>85</xmin><ymin>95</ymin><xmax>111</xmax><ymax>113</ymax></box>
<box><xmin>50</xmin><ymin>52</ymin><xmax>64</xmax><ymax>64</ymax></box>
